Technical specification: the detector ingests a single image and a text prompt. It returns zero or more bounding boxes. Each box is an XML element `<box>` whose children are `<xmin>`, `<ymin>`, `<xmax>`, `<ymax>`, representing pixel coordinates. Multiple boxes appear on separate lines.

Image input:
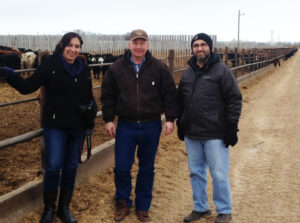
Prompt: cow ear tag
<box><xmin>152</xmin><ymin>81</ymin><xmax>155</xmax><ymax>85</ymax></box>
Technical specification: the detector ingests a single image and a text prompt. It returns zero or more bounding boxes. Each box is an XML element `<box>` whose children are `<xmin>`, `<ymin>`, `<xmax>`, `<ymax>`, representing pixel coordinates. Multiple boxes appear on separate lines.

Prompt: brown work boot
<box><xmin>215</xmin><ymin>213</ymin><xmax>232</xmax><ymax>223</ymax></box>
<box><xmin>184</xmin><ymin>210</ymin><xmax>211</xmax><ymax>222</ymax></box>
<box><xmin>136</xmin><ymin>210</ymin><xmax>151</xmax><ymax>222</ymax></box>
<box><xmin>114</xmin><ymin>200</ymin><xmax>130</xmax><ymax>222</ymax></box>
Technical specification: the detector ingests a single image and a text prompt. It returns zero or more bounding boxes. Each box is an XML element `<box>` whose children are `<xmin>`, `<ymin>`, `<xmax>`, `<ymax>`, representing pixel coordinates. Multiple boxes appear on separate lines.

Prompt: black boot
<box><xmin>40</xmin><ymin>191</ymin><xmax>58</xmax><ymax>223</ymax></box>
<box><xmin>57</xmin><ymin>189</ymin><xmax>77</xmax><ymax>223</ymax></box>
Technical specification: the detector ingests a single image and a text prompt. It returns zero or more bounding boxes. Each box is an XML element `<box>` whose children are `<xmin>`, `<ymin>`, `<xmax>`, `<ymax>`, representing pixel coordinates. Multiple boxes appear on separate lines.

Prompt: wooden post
<box><xmin>213</xmin><ymin>47</ymin><xmax>217</xmax><ymax>54</ymax></box>
<box><xmin>246</xmin><ymin>49</ymin><xmax>250</xmax><ymax>73</ymax></box>
<box><xmin>241</xmin><ymin>48</ymin><xmax>245</xmax><ymax>77</ymax></box>
<box><xmin>168</xmin><ymin>49</ymin><xmax>175</xmax><ymax>76</ymax></box>
<box><xmin>234</xmin><ymin>47</ymin><xmax>238</xmax><ymax>77</ymax></box>
<box><xmin>38</xmin><ymin>51</ymin><xmax>49</xmax><ymax>170</ymax></box>
<box><xmin>250</xmin><ymin>48</ymin><xmax>254</xmax><ymax>72</ymax></box>
<box><xmin>224</xmin><ymin>47</ymin><xmax>228</xmax><ymax>66</ymax></box>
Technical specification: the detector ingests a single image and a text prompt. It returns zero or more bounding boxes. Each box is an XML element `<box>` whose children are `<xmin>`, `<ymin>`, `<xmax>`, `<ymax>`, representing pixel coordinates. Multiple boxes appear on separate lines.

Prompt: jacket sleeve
<box><xmin>159</xmin><ymin>63</ymin><xmax>179</xmax><ymax>122</ymax></box>
<box><xmin>7</xmin><ymin>56</ymin><xmax>52</xmax><ymax>94</ymax></box>
<box><xmin>86</xmin><ymin>66</ymin><xmax>94</xmax><ymax>101</ymax></box>
<box><xmin>177</xmin><ymin>80</ymin><xmax>184</xmax><ymax>119</ymax></box>
<box><xmin>100</xmin><ymin>68</ymin><xmax>117</xmax><ymax>123</ymax></box>
<box><xmin>86</xmin><ymin>66</ymin><xmax>98</xmax><ymax>115</ymax></box>
<box><xmin>220</xmin><ymin>66</ymin><xmax>242</xmax><ymax>123</ymax></box>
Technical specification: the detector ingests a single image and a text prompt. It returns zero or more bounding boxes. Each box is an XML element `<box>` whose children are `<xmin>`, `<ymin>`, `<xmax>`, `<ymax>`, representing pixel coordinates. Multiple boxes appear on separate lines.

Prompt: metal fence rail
<box><xmin>0</xmin><ymin>57</ymin><xmax>171</xmax><ymax>108</ymax></box>
<box><xmin>0</xmin><ymin>49</ymin><xmax>295</xmax><ymax>150</ymax></box>
<box><xmin>0</xmin><ymin>111</ymin><xmax>102</xmax><ymax>150</ymax></box>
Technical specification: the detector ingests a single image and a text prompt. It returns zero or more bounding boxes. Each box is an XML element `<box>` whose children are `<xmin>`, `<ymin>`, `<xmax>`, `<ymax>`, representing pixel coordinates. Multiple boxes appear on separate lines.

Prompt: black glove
<box><xmin>223</xmin><ymin>121</ymin><xmax>239</xmax><ymax>147</ymax></box>
<box><xmin>0</xmin><ymin>67</ymin><xmax>16</xmax><ymax>80</ymax></box>
<box><xmin>176</xmin><ymin>119</ymin><xmax>185</xmax><ymax>141</ymax></box>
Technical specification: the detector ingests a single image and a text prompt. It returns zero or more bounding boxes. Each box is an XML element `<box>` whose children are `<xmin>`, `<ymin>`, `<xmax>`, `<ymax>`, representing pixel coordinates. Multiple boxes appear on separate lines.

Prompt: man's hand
<box><xmin>105</xmin><ymin>122</ymin><xmax>116</xmax><ymax>137</ymax></box>
<box><xmin>163</xmin><ymin>121</ymin><xmax>174</xmax><ymax>136</ymax></box>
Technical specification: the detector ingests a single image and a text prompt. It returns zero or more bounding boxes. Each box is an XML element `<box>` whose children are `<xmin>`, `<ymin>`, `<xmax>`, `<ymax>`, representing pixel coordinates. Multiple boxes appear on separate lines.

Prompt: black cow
<box><xmin>85</xmin><ymin>53</ymin><xmax>122</xmax><ymax>79</ymax></box>
<box><xmin>0</xmin><ymin>53</ymin><xmax>21</xmax><ymax>70</ymax></box>
<box><xmin>272</xmin><ymin>58</ymin><xmax>280</xmax><ymax>67</ymax></box>
<box><xmin>216</xmin><ymin>52</ymin><xmax>224</xmax><ymax>61</ymax></box>
<box><xmin>87</xmin><ymin>54</ymin><xmax>103</xmax><ymax>79</ymax></box>
<box><xmin>0</xmin><ymin>51</ymin><xmax>21</xmax><ymax>81</ymax></box>
<box><xmin>284</xmin><ymin>48</ymin><xmax>297</xmax><ymax>60</ymax></box>
<box><xmin>100</xmin><ymin>54</ymin><xmax>122</xmax><ymax>78</ymax></box>
<box><xmin>227</xmin><ymin>52</ymin><xmax>240</xmax><ymax>67</ymax></box>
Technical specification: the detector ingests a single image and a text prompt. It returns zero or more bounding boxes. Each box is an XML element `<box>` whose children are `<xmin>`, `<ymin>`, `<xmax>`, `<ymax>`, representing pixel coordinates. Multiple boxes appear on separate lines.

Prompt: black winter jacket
<box><xmin>178</xmin><ymin>53</ymin><xmax>242</xmax><ymax>139</ymax></box>
<box><xmin>7</xmin><ymin>54</ymin><xmax>95</xmax><ymax>129</ymax></box>
<box><xmin>101</xmin><ymin>50</ymin><xmax>178</xmax><ymax>123</ymax></box>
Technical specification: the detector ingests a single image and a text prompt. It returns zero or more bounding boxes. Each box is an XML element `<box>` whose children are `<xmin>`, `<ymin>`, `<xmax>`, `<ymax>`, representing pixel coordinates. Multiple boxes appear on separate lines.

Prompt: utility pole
<box><xmin>237</xmin><ymin>10</ymin><xmax>245</xmax><ymax>48</ymax></box>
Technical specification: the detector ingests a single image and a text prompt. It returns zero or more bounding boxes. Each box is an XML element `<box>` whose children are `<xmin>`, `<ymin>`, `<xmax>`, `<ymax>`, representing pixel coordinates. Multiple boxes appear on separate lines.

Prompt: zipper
<box><xmin>136</xmin><ymin>73</ymin><xmax>140</xmax><ymax>120</ymax></box>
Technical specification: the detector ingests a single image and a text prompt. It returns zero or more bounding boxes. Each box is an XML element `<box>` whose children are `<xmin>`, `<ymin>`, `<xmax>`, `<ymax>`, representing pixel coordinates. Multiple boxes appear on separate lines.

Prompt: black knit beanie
<box><xmin>191</xmin><ymin>33</ymin><xmax>213</xmax><ymax>53</ymax></box>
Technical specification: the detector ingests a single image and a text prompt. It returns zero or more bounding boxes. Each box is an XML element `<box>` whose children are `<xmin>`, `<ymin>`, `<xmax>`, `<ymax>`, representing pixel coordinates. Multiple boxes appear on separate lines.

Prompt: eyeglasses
<box><xmin>192</xmin><ymin>43</ymin><xmax>208</xmax><ymax>49</ymax></box>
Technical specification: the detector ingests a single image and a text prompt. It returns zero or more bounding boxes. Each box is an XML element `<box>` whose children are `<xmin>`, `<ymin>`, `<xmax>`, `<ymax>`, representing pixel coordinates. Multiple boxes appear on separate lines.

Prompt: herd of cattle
<box><xmin>216</xmin><ymin>48</ymin><xmax>298</xmax><ymax>68</ymax></box>
<box><xmin>0</xmin><ymin>45</ymin><xmax>298</xmax><ymax>81</ymax></box>
<box><xmin>0</xmin><ymin>45</ymin><xmax>122</xmax><ymax>80</ymax></box>
<box><xmin>80</xmin><ymin>53</ymin><xmax>122</xmax><ymax>79</ymax></box>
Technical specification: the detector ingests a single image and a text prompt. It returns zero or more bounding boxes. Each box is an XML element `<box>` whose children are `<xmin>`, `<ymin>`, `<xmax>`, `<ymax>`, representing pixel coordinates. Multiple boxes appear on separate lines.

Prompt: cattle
<box><xmin>100</xmin><ymin>54</ymin><xmax>122</xmax><ymax>78</ymax></box>
<box><xmin>216</xmin><ymin>52</ymin><xmax>224</xmax><ymax>61</ymax></box>
<box><xmin>0</xmin><ymin>52</ymin><xmax>21</xmax><ymax>70</ymax></box>
<box><xmin>87</xmin><ymin>54</ymin><xmax>104</xmax><ymax>79</ymax></box>
<box><xmin>0</xmin><ymin>50</ymin><xmax>21</xmax><ymax>82</ymax></box>
<box><xmin>20</xmin><ymin>50</ymin><xmax>40</xmax><ymax>77</ymax></box>
<box><xmin>272</xmin><ymin>58</ymin><xmax>280</xmax><ymax>67</ymax></box>
<box><xmin>78</xmin><ymin>54</ymin><xmax>88</xmax><ymax>64</ymax></box>
<box><xmin>21</xmin><ymin>51</ymin><xmax>38</xmax><ymax>69</ymax></box>
<box><xmin>227</xmin><ymin>52</ymin><xmax>240</xmax><ymax>67</ymax></box>
<box><xmin>284</xmin><ymin>48</ymin><xmax>297</xmax><ymax>61</ymax></box>
<box><xmin>257</xmin><ymin>55</ymin><xmax>267</xmax><ymax>69</ymax></box>
<box><xmin>84</xmin><ymin>53</ymin><xmax>122</xmax><ymax>79</ymax></box>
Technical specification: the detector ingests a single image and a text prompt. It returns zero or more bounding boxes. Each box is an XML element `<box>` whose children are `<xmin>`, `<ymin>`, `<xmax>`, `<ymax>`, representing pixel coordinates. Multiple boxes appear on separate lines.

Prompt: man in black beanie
<box><xmin>177</xmin><ymin>33</ymin><xmax>242</xmax><ymax>223</ymax></box>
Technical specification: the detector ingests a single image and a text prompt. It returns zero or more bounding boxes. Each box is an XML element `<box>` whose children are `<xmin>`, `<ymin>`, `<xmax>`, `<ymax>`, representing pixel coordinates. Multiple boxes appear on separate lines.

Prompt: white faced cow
<box><xmin>21</xmin><ymin>51</ymin><xmax>37</xmax><ymax>77</ymax></box>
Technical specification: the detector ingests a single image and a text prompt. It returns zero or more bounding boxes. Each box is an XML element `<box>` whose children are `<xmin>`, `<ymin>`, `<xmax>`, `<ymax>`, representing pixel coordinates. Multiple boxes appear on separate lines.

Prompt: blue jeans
<box><xmin>114</xmin><ymin>120</ymin><xmax>162</xmax><ymax>211</ymax></box>
<box><xmin>43</xmin><ymin>127</ymin><xmax>84</xmax><ymax>192</ymax></box>
<box><xmin>184</xmin><ymin>137</ymin><xmax>232</xmax><ymax>214</ymax></box>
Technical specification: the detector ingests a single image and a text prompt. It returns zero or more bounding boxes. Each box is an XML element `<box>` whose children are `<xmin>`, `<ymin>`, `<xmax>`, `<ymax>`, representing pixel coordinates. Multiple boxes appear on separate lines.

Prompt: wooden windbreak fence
<box><xmin>0</xmin><ymin>34</ymin><xmax>195</xmax><ymax>54</ymax></box>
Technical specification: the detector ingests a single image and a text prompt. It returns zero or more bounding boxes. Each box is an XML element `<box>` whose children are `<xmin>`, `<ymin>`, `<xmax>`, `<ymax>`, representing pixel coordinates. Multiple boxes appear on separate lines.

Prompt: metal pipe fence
<box><xmin>0</xmin><ymin>48</ymin><xmax>296</xmax><ymax>150</ymax></box>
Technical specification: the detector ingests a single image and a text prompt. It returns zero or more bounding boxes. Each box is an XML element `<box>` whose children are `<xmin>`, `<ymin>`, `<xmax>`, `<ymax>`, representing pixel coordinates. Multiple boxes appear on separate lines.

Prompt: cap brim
<box><xmin>130</xmin><ymin>36</ymin><xmax>148</xmax><ymax>41</ymax></box>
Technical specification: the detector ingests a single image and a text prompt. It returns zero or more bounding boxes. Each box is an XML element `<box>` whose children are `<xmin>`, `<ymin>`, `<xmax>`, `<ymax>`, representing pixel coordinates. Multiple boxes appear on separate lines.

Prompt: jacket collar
<box><xmin>52</xmin><ymin>53</ymin><xmax>85</xmax><ymax>75</ymax></box>
<box><xmin>188</xmin><ymin>53</ymin><xmax>220</xmax><ymax>72</ymax></box>
<box><xmin>123</xmin><ymin>50</ymin><xmax>153</xmax><ymax>72</ymax></box>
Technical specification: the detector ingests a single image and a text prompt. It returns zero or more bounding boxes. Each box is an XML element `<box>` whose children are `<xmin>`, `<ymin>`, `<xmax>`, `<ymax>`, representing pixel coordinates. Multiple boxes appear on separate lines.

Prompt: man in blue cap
<box><xmin>178</xmin><ymin>33</ymin><xmax>242</xmax><ymax>223</ymax></box>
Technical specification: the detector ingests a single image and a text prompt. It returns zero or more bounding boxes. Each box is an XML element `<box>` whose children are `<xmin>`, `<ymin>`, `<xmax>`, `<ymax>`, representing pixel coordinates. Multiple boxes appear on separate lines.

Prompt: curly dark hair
<box><xmin>53</xmin><ymin>32</ymin><xmax>83</xmax><ymax>55</ymax></box>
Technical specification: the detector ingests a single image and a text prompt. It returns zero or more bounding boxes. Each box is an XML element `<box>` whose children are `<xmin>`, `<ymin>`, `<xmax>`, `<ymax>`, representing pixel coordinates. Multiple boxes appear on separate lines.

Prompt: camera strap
<box><xmin>79</xmin><ymin>134</ymin><xmax>92</xmax><ymax>163</ymax></box>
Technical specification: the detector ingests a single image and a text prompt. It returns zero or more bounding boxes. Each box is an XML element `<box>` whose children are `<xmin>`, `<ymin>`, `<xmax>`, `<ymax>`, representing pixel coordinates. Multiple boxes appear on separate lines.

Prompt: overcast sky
<box><xmin>1</xmin><ymin>0</ymin><xmax>299</xmax><ymax>43</ymax></box>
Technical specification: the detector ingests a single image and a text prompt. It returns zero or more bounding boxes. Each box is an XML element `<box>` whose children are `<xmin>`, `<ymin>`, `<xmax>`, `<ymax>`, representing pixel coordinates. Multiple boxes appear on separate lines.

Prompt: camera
<box><xmin>79</xmin><ymin>101</ymin><xmax>98</xmax><ymax>130</ymax></box>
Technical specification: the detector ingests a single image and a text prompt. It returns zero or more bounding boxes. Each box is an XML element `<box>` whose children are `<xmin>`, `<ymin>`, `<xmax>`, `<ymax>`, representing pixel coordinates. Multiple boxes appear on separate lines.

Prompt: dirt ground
<box><xmin>17</xmin><ymin>52</ymin><xmax>300</xmax><ymax>222</ymax></box>
<box><xmin>0</xmin><ymin>78</ymin><xmax>113</xmax><ymax>195</ymax></box>
<box><xmin>0</xmin><ymin>67</ymin><xmax>185</xmax><ymax>196</ymax></box>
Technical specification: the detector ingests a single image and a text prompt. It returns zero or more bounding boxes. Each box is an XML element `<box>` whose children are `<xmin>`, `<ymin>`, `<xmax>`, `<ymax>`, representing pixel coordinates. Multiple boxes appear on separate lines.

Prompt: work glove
<box><xmin>176</xmin><ymin>119</ymin><xmax>185</xmax><ymax>141</ymax></box>
<box><xmin>223</xmin><ymin>121</ymin><xmax>239</xmax><ymax>147</ymax></box>
<box><xmin>0</xmin><ymin>67</ymin><xmax>17</xmax><ymax>80</ymax></box>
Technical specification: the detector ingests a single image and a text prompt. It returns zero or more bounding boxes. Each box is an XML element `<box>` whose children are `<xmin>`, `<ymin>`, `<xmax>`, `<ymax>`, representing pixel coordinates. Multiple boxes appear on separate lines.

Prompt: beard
<box><xmin>196</xmin><ymin>52</ymin><xmax>210</xmax><ymax>63</ymax></box>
